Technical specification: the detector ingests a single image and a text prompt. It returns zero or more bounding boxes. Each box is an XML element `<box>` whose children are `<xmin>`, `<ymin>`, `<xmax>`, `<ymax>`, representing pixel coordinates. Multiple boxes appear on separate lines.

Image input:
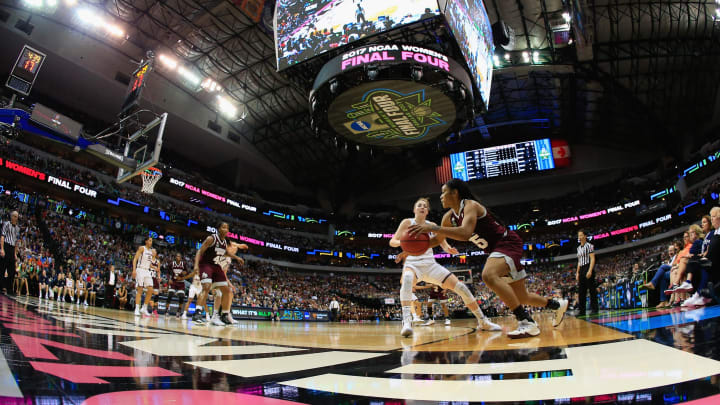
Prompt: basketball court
<box><xmin>2</xmin><ymin>295</ymin><xmax>719</xmax><ymax>404</ymax></box>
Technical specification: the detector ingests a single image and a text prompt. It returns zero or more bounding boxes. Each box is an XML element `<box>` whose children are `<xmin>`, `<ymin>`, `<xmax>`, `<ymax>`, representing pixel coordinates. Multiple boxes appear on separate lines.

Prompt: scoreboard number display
<box><xmin>5</xmin><ymin>45</ymin><xmax>47</xmax><ymax>96</ymax></box>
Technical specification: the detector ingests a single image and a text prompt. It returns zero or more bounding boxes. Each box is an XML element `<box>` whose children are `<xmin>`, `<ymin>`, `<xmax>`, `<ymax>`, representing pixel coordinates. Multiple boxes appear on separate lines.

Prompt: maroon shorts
<box><xmin>152</xmin><ymin>278</ymin><xmax>160</xmax><ymax>290</ymax></box>
<box><xmin>199</xmin><ymin>264</ymin><xmax>228</xmax><ymax>287</ymax></box>
<box><xmin>170</xmin><ymin>280</ymin><xmax>185</xmax><ymax>292</ymax></box>
<box><xmin>489</xmin><ymin>231</ymin><xmax>527</xmax><ymax>281</ymax></box>
<box><xmin>428</xmin><ymin>290</ymin><xmax>448</xmax><ymax>301</ymax></box>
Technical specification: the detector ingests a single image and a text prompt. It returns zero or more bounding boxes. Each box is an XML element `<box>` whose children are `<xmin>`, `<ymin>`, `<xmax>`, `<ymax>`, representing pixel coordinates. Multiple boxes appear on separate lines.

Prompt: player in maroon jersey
<box><xmin>408</xmin><ymin>179</ymin><xmax>568</xmax><ymax>338</ymax></box>
<box><xmin>166</xmin><ymin>253</ymin><xmax>187</xmax><ymax>317</ymax></box>
<box><xmin>188</xmin><ymin>223</ymin><xmax>247</xmax><ymax>325</ymax></box>
<box><xmin>425</xmin><ymin>285</ymin><xmax>451</xmax><ymax>326</ymax></box>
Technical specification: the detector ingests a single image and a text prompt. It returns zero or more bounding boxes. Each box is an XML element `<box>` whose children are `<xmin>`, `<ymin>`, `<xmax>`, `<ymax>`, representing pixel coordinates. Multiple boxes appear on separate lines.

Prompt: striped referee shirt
<box><xmin>1</xmin><ymin>221</ymin><xmax>19</xmax><ymax>247</ymax></box>
<box><xmin>577</xmin><ymin>242</ymin><xmax>594</xmax><ymax>266</ymax></box>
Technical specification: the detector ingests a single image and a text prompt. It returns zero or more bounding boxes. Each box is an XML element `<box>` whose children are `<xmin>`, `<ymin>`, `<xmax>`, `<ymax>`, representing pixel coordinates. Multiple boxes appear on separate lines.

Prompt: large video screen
<box><xmin>443</xmin><ymin>0</ymin><xmax>494</xmax><ymax>109</ymax></box>
<box><xmin>447</xmin><ymin>138</ymin><xmax>555</xmax><ymax>181</ymax></box>
<box><xmin>275</xmin><ymin>0</ymin><xmax>441</xmax><ymax>70</ymax></box>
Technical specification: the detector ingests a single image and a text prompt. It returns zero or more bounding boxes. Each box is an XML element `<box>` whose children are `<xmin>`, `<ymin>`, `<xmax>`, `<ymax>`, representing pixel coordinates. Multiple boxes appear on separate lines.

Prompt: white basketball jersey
<box><xmin>405</xmin><ymin>218</ymin><xmax>435</xmax><ymax>261</ymax></box>
<box><xmin>137</xmin><ymin>246</ymin><xmax>154</xmax><ymax>270</ymax></box>
<box><xmin>192</xmin><ymin>274</ymin><xmax>201</xmax><ymax>288</ymax></box>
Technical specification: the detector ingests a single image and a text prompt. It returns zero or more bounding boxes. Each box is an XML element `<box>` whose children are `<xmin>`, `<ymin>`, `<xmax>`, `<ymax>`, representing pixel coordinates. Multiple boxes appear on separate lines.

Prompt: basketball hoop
<box><xmin>140</xmin><ymin>167</ymin><xmax>162</xmax><ymax>194</ymax></box>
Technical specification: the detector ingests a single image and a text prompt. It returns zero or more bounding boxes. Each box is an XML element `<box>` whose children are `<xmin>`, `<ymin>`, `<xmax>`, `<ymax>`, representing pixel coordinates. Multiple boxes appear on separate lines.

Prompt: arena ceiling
<box><xmin>3</xmin><ymin>0</ymin><xmax>720</xmax><ymax>200</ymax></box>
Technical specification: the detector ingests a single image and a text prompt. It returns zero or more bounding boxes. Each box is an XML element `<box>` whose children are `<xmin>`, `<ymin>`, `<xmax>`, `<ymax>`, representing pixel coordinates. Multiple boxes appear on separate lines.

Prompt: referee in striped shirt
<box><xmin>576</xmin><ymin>229</ymin><xmax>598</xmax><ymax>316</ymax></box>
<box><xmin>1</xmin><ymin>211</ymin><xmax>20</xmax><ymax>295</ymax></box>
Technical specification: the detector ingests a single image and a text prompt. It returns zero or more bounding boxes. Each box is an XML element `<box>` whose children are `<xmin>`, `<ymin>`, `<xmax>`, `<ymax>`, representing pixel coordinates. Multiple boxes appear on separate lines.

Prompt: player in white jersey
<box><xmin>180</xmin><ymin>273</ymin><xmax>203</xmax><ymax>319</ymax></box>
<box><xmin>390</xmin><ymin>197</ymin><xmax>500</xmax><ymax>337</ymax></box>
<box><xmin>132</xmin><ymin>237</ymin><xmax>156</xmax><ymax>316</ymax></box>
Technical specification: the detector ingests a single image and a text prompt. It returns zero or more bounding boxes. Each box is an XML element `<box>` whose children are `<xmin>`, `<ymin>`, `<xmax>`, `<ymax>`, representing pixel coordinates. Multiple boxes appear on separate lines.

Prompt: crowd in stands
<box><xmin>3</xmin><ymin>138</ymin><xmax>720</xmax><ymax>268</ymax></box>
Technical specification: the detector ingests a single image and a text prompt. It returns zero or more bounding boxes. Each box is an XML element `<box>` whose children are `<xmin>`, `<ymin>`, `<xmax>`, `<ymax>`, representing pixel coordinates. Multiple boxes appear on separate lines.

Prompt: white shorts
<box><xmin>136</xmin><ymin>268</ymin><xmax>153</xmax><ymax>288</ymax></box>
<box><xmin>411</xmin><ymin>293</ymin><xmax>418</xmax><ymax>301</ymax></box>
<box><xmin>188</xmin><ymin>285</ymin><xmax>202</xmax><ymax>299</ymax></box>
<box><xmin>404</xmin><ymin>260</ymin><xmax>452</xmax><ymax>286</ymax></box>
<box><xmin>488</xmin><ymin>252</ymin><xmax>527</xmax><ymax>281</ymax></box>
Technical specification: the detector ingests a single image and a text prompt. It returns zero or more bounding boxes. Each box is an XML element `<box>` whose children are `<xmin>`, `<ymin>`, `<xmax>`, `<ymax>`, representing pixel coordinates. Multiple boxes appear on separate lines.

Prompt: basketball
<box><xmin>400</xmin><ymin>231</ymin><xmax>430</xmax><ymax>255</ymax></box>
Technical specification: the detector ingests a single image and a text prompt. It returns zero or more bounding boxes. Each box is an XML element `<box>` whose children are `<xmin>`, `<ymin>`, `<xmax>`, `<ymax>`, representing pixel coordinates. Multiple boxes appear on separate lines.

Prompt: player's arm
<box><xmin>389</xmin><ymin>219</ymin><xmax>411</xmax><ymax>248</ymax></box>
<box><xmin>131</xmin><ymin>246</ymin><xmax>143</xmax><ymax>278</ymax></box>
<box><xmin>428</xmin><ymin>220</ymin><xmax>459</xmax><ymax>254</ymax></box>
<box><xmin>192</xmin><ymin>236</ymin><xmax>215</xmax><ymax>275</ymax></box>
<box><xmin>231</xmin><ymin>242</ymin><xmax>249</xmax><ymax>251</ymax></box>
<box><xmin>411</xmin><ymin>202</ymin><xmax>482</xmax><ymax>242</ymax></box>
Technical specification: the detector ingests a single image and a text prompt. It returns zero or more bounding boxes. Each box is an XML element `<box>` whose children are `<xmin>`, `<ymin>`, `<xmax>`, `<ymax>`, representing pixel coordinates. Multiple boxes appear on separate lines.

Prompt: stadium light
<box><xmin>217</xmin><ymin>95</ymin><xmax>237</xmax><ymax>118</ymax></box>
<box><xmin>76</xmin><ymin>8</ymin><xmax>102</xmax><ymax>27</ymax></box>
<box><xmin>562</xmin><ymin>12</ymin><xmax>571</xmax><ymax>23</ymax></box>
<box><xmin>158</xmin><ymin>54</ymin><xmax>178</xmax><ymax>70</ymax></box>
<box><xmin>64</xmin><ymin>0</ymin><xmax>77</xmax><ymax>5</ymax></box>
<box><xmin>532</xmin><ymin>51</ymin><xmax>540</xmax><ymax>64</ymax></box>
<box><xmin>504</xmin><ymin>53</ymin><xmax>511</xmax><ymax>61</ymax></box>
<box><xmin>46</xmin><ymin>0</ymin><xmax>58</xmax><ymax>7</ymax></box>
<box><xmin>106</xmin><ymin>24</ymin><xmax>125</xmax><ymax>38</ymax></box>
<box><xmin>202</xmin><ymin>78</ymin><xmax>222</xmax><ymax>93</ymax></box>
<box><xmin>22</xmin><ymin>0</ymin><xmax>43</xmax><ymax>8</ymax></box>
<box><xmin>493</xmin><ymin>54</ymin><xmax>500</xmax><ymax>67</ymax></box>
<box><xmin>522</xmin><ymin>51</ymin><xmax>530</xmax><ymax>63</ymax></box>
<box><xmin>178</xmin><ymin>66</ymin><xmax>201</xmax><ymax>86</ymax></box>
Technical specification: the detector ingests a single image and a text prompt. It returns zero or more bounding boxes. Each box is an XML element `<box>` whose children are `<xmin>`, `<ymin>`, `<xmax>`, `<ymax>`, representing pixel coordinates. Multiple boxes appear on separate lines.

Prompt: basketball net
<box><xmin>140</xmin><ymin>167</ymin><xmax>162</xmax><ymax>194</ymax></box>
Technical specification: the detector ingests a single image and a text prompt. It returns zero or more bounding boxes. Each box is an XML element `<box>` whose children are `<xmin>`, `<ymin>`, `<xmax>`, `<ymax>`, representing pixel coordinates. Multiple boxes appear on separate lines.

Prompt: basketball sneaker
<box><xmin>181</xmin><ymin>312</ymin><xmax>187</xmax><ymax>320</ymax></box>
<box><xmin>422</xmin><ymin>319</ymin><xmax>435</xmax><ymax>326</ymax></box>
<box><xmin>508</xmin><ymin>320</ymin><xmax>540</xmax><ymax>339</ymax></box>
<box><xmin>553</xmin><ymin>299</ymin><xmax>569</xmax><ymax>327</ymax></box>
<box><xmin>675</xmin><ymin>281</ymin><xmax>694</xmax><ymax>293</ymax></box>
<box><xmin>444</xmin><ymin>318</ymin><xmax>451</xmax><ymax>325</ymax></box>
<box><xmin>142</xmin><ymin>307</ymin><xmax>152</xmax><ymax>317</ymax></box>
<box><xmin>400</xmin><ymin>323</ymin><xmax>413</xmax><ymax>337</ymax></box>
<box><xmin>412</xmin><ymin>314</ymin><xmax>422</xmax><ymax>323</ymax></box>
<box><xmin>134</xmin><ymin>306</ymin><xmax>141</xmax><ymax>316</ymax></box>
<box><xmin>211</xmin><ymin>315</ymin><xmax>227</xmax><ymax>326</ymax></box>
<box><xmin>192</xmin><ymin>312</ymin><xmax>205</xmax><ymax>324</ymax></box>
<box><xmin>478</xmin><ymin>318</ymin><xmax>502</xmax><ymax>331</ymax></box>
<box><xmin>220</xmin><ymin>313</ymin><xmax>234</xmax><ymax>325</ymax></box>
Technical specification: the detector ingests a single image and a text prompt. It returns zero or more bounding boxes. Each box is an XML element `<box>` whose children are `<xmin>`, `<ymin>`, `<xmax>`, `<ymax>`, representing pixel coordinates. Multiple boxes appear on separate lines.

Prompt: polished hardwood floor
<box><xmin>1</xmin><ymin>295</ymin><xmax>719</xmax><ymax>404</ymax></box>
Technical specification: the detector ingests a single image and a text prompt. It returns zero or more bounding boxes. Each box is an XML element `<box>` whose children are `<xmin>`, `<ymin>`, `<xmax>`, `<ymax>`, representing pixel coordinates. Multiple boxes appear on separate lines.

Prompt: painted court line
<box><xmin>592</xmin><ymin>307</ymin><xmax>683</xmax><ymax>324</ymax></box>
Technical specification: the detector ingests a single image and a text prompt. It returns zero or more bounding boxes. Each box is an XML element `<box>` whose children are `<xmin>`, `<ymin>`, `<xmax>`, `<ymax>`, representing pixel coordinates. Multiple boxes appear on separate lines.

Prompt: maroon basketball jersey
<box><xmin>428</xmin><ymin>286</ymin><xmax>447</xmax><ymax>300</ymax></box>
<box><xmin>199</xmin><ymin>234</ymin><xmax>230</xmax><ymax>268</ymax></box>
<box><xmin>450</xmin><ymin>199</ymin><xmax>517</xmax><ymax>252</ymax></box>
<box><xmin>171</xmin><ymin>260</ymin><xmax>185</xmax><ymax>289</ymax></box>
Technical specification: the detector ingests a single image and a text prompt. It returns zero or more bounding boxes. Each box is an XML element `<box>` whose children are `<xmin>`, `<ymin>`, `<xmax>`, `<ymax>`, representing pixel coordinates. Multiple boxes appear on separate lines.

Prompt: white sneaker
<box><xmin>422</xmin><ymin>319</ymin><xmax>435</xmax><ymax>326</ymax></box>
<box><xmin>682</xmin><ymin>293</ymin><xmax>699</xmax><ymax>307</ymax></box>
<box><xmin>444</xmin><ymin>318</ymin><xmax>451</xmax><ymax>325</ymax></box>
<box><xmin>478</xmin><ymin>318</ymin><xmax>502</xmax><ymax>331</ymax></box>
<box><xmin>508</xmin><ymin>320</ymin><xmax>541</xmax><ymax>339</ymax></box>
<box><xmin>134</xmin><ymin>307</ymin><xmax>141</xmax><ymax>316</ymax></box>
<box><xmin>412</xmin><ymin>315</ymin><xmax>422</xmax><ymax>323</ymax></box>
<box><xmin>676</xmin><ymin>281</ymin><xmax>694</xmax><ymax>293</ymax></box>
<box><xmin>181</xmin><ymin>312</ymin><xmax>187</xmax><ymax>319</ymax></box>
<box><xmin>400</xmin><ymin>323</ymin><xmax>413</xmax><ymax>337</ymax></box>
<box><xmin>211</xmin><ymin>316</ymin><xmax>226</xmax><ymax>326</ymax></box>
<box><xmin>553</xmin><ymin>299</ymin><xmax>569</xmax><ymax>327</ymax></box>
<box><xmin>206</xmin><ymin>313</ymin><xmax>211</xmax><ymax>322</ymax></box>
<box><xmin>84</xmin><ymin>301</ymin><xmax>88</xmax><ymax>306</ymax></box>
<box><xmin>143</xmin><ymin>308</ymin><xmax>152</xmax><ymax>317</ymax></box>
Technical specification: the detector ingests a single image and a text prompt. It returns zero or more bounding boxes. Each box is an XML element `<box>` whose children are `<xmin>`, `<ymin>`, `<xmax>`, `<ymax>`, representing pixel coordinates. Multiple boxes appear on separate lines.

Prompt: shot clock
<box><xmin>120</xmin><ymin>58</ymin><xmax>154</xmax><ymax>116</ymax></box>
<box><xmin>5</xmin><ymin>45</ymin><xmax>46</xmax><ymax>96</ymax></box>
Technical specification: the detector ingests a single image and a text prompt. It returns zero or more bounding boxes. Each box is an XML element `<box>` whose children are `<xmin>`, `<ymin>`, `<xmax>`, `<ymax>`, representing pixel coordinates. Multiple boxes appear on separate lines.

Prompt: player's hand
<box><xmin>408</xmin><ymin>224</ymin><xmax>433</xmax><ymax>236</ymax></box>
<box><xmin>237</xmin><ymin>243</ymin><xmax>249</xmax><ymax>251</ymax></box>
<box><xmin>395</xmin><ymin>251</ymin><xmax>409</xmax><ymax>263</ymax></box>
<box><xmin>236</xmin><ymin>257</ymin><xmax>245</xmax><ymax>266</ymax></box>
<box><xmin>586</xmin><ymin>270</ymin><xmax>592</xmax><ymax>279</ymax></box>
<box><xmin>132</xmin><ymin>271</ymin><xmax>136</xmax><ymax>280</ymax></box>
<box><xmin>447</xmin><ymin>247</ymin><xmax>459</xmax><ymax>255</ymax></box>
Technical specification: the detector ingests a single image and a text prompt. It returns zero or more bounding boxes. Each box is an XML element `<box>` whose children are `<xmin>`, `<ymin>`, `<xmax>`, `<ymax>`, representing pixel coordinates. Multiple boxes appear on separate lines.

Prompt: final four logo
<box><xmin>342</xmin><ymin>87</ymin><xmax>448</xmax><ymax>142</ymax></box>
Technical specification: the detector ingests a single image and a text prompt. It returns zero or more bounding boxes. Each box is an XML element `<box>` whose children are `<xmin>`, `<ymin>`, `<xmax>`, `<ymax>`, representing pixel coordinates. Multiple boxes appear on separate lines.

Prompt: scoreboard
<box><xmin>5</xmin><ymin>45</ymin><xmax>46</xmax><ymax>96</ymax></box>
<box><xmin>449</xmin><ymin>138</ymin><xmax>555</xmax><ymax>181</ymax></box>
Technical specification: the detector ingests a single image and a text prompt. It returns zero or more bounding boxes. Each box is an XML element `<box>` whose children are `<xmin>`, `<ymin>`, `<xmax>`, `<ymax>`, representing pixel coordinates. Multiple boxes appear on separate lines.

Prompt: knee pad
<box><xmin>400</xmin><ymin>271</ymin><xmax>414</xmax><ymax>302</ymax></box>
<box><xmin>453</xmin><ymin>282</ymin><xmax>475</xmax><ymax>306</ymax></box>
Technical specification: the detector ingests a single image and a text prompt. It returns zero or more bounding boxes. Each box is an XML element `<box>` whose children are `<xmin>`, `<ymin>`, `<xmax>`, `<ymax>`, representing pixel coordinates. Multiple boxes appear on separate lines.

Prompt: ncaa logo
<box><xmin>350</xmin><ymin>120</ymin><xmax>371</xmax><ymax>132</ymax></box>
